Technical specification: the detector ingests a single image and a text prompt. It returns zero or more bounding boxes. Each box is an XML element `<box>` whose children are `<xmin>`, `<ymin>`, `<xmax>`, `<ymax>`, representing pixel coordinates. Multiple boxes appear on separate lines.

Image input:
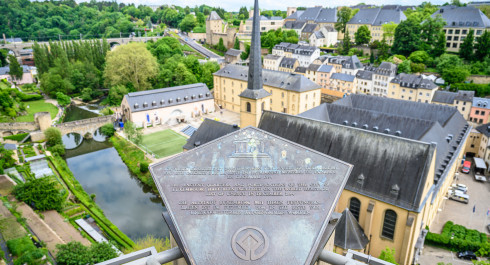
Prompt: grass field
<box><xmin>0</xmin><ymin>217</ymin><xmax>27</xmax><ymax>241</ymax></box>
<box><xmin>0</xmin><ymin>100</ymin><xmax>58</xmax><ymax>123</ymax></box>
<box><xmin>138</xmin><ymin>129</ymin><xmax>187</xmax><ymax>158</ymax></box>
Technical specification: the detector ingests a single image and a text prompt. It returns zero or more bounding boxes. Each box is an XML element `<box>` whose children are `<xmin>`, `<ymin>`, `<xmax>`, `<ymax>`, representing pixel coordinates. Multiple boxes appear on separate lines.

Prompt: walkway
<box><xmin>43</xmin><ymin>211</ymin><xmax>90</xmax><ymax>246</ymax></box>
<box><xmin>177</xmin><ymin>33</ymin><xmax>222</xmax><ymax>59</ymax></box>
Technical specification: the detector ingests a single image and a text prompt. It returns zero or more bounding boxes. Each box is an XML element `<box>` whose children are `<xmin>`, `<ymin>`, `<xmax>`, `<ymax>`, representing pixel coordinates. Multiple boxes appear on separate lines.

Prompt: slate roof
<box><xmin>298</xmin><ymin>6</ymin><xmax>323</xmax><ymax>21</ymax></box>
<box><xmin>318</xmin><ymin>64</ymin><xmax>334</xmax><ymax>73</ymax></box>
<box><xmin>207</xmin><ymin>11</ymin><xmax>222</xmax><ymax>21</ymax></box>
<box><xmin>315</xmin><ymin>8</ymin><xmax>338</xmax><ymax>23</ymax></box>
<box><xmin>334</xmin><ymin>209</ymin><xmax>369</xmax><ymax>250</ymax></box>
<box><xmin>0</xmin><ymin>65</ymin><xmax>31</xmax><ymax>75</ymax></box>
<box><xmin>472</xmin><ymin>97</ymin><xmax>490</xmax><ymax>109</ymax></box>
<box><xmin>258</xmin><ymin>111</ymin><xmax>436</xmax><ymax>211</ymax></box>
<box><xmin>124</xmin><ymin>83</ymin><xmax>212</xmax><ymax>113</ymax></box>
<box><xmin>183</xmin><ymin>119</ymin><xmax>240</xmax><ymax>150</ymax></box>
<box><xmin>356</xmin><ymin>70</ymin><xmax>373</xmax><ymax>80</ymax></box>
<box><xmin>294</xmin><ymin>66</ymin><xmax>307</xmax><ymax>74</ymax></box>
<box><xmin>328</xmin><ymin>56</ymin><xmax>363</xmax><ymax>70</ymax></box>
<box><xmin>308</xmin><ymin>64</ymin><xmax>322</xmax><ymax>72</ymax></box>
<box><xmin>5</xmin><ymin>38</ymin><xmax>22</xmax><ymax>43</ymax></box>
<box><xmin>476</xmin><ymin>123</ymin><xmax>490</xmax><ymax>138</ymax></box>
<box><xmin>331</xmin><ymin>73</ymin><xmax>355</xmax><ymax>82</ymax></box>
<box><xmin>312</xmin><ymin>30</ymin><xmax>325</xmax><ymax>39</ymax></box>
<box><xmin>225</xmin><ymin>48</ymin><xmax>242</xmax><ymax>57</ymax></box>
<box><xmin>432</xmin><ymin>6</ymin><xmax>490</xmax><ymax>28</ymax></box>
<box><xmin>264</xmin><ymin>54</ymin><xmax>282</xmax><ymax>61</ymax></box>
<box><xmin>214</xmin><ymin>64</ymin><xmax>321</xmax><ymax>93</ymax></box>
<box><xmin>247</xmin><ymin>15</ymin><xmax>270</xmax><ymax>21</ymax></box>
<box><xmin>391</xmin><ymin>73</ymin><xmax>438</xmax><ymax>90</ymax></box>
<box><xmin>285</xmin><ymin>10</ymin><xmax>304</xmax><ymax>20</ymax></box>
<box><xmin>373</xmin><ymin>62</ymin><xmax>397</xmax><ymax>76</ymax></box>
<box><xmin>279</xmin><ymin>57</ymin><xmax>298</xmax><ymax>69</ymax></box>
<box><xmin>348</xmin><ymin>7</ymin><xmax>406</xmax><ymax>25</ymax></box>
<box><xmin>302</xmin><ymin>24</ymin><xmax>318</xmax><ymax>33</ymax></box>
<box><xmin>432</xmin><ymin>90</ymin><xmax>474</xmax><ymax>104</ymax></box>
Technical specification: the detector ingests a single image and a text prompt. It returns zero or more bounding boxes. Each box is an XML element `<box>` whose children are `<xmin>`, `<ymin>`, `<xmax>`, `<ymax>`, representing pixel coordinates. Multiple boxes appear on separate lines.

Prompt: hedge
<box><xmin>452</xmin><ymin>83</ymin><xmax>490</xmax><ymax>97</ymax></box>
<box><xmin>6</xmin><ymin>236</ymin><xmax>48</xmax><ymax>265</ymax></box>
<box><xmin>47</xmin><ymin>154</ymin><xmax>135</xmax><ymax>250</ymax></box>
<box><xmin>425</xmin><ymin>221</ymin><xmax>488</xmax><ymax>253</ymax></box>
<box><xmin>3</xmin><ymin>133</ymin><xmax>29</xmax><ymax>142</ymax></box>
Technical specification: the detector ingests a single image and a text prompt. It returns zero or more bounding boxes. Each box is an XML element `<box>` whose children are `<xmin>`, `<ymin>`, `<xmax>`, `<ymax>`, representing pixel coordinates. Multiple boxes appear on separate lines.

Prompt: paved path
<box><xmin>419</xmin><ymin>245</ymin><xmax>474</xmax><ymax>265</ymax></box>
<box><xmin>17</xmin><ymin>203</ymin><xmax>64</xmax><ymax>256</ymax></box>
<box><xmin>177</xmin><ymin>33</ymin><xmax>223</xmax><ymax>59</ymax></box>
<box><xmin>42</xmin><ymin>210</ymin><xmax>90</xmax><ymax>246</ymax></box>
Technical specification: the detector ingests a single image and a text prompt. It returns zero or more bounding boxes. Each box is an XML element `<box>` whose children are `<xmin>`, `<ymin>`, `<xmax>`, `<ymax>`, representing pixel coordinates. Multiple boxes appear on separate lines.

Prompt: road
<box><xmin>177</xmin><ymin>33</ymin><xmax>223</xmax><ymax>60</ymax></box>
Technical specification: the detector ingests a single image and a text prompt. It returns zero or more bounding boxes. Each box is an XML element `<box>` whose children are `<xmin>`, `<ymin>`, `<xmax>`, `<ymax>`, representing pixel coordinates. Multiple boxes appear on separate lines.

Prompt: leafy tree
<box><xmin>397</xmin><ymin>59</ymin><xmax>412</xmax><ymax>74</ymax></box>
<box><xmin>44</xmin><ymin>127</ymin><xmax>63</xmax><ymax>147</ymax></box>
<box><xmin>100</xmin><ymin>123</ymin><xmax>115</xmax><ymax>137</ymax></box>
<box><xmin>8</xmin><ymin>55</ymin><xmax>23</xmax><ymax>81</ymax></box>
<box><xmin>392</xmin><ymin>20</ymin><xmax>421</xmax><ymax>56</ymax></box>
<box><xmin>104</xmin><ymin>43</ymin><xmax>158</xmax><ymax>91</ymax></box>
<box><xmin>369</xmin><ymin>52</ymin><xmax>375</xmax><ymax>64</ymax></box>
<box><xmin>56</xmin><ymin>92</ymin><xmax>71</xmax><ymax>107</ymax></box>
<box><xmin>140</xmin><ymin>161</ymin><xmax>149</xmax><ymax>173</ymax></box>
<box><xmin>378</xmin><ymin>247</ymin><xmax>398</xmax><ymax>265</ymax></box>
<box><xmin>0</xmin><ymin>144</ymin><xmax>16</xmax><ymax>173</ymax></box>
<box><xmin>432</xmin><ymin>31</ymin><xmax>447</xmax><ymax>57</ymax></box>
<box><xmin>124</xmin><ymin>121</ymin><xmax>142</xmax><ymax>144</ymax></box>
<box><xmin>410</xmin><ymin>62</ymin><xmax>426</xmax><ymax>73</ymax></box>
<box><xmin>382</xmin><ymin>22</ymin><xmax>397</xmax><ymax>40</ymax></box>
<box><xmin>408</xmin><ymin>50</ymin><xmax>431</xmax><ymax>65</ymax></box>
<box><xmin>335</xmin><ymin>7</ymin><xmax>352</xmax><ymax>33</ymax></box>
<box><xmin>56</xmin><ymin>242</ymin><xmax>118</xmax><ymax>265</ymax></box>
<box><xmin>13</xmin><ymin>177</ymin><xmax>64</xmax><ymax>211</ymax></box>
<box><xmin>261</xmin><ymin>28</ymin><xmax>298</xmax><ymax>50</ymax></box>
<box><xmin>239</xmin><ymin>7</ymin><xmax>249</xmax><ymax>20</ymax></box>
<box><xmin>443</xmin><ymin>66</ymin><xmax>470</xmax><ymax>84</ymax></box>
<box><xmin>0</xmin><ymin>49</ymin><xmax>8</xmax><ymax>67</ymax></box>
<box><xmin>436</xmin><ymin>54</ymin><xmax>463</xmax><ymax>73</ymax></box>
<box><xmin>460</xmin><ymin>29</ymin><xmax>475</xmax><ymax>61</ymax></box>
<box><xmin>81</xmin><ymin>87</ymin><xmax>93</xmax><ymax>102</ymax></box>
<box><xmin>179</xmin><ymin>14</ymin><xmax>197</xmax><ymax>33</ymax></box>
<box><xmin>108</xmin><ymin>85</ymin><xmax>128</xmax><ymax>106</ymax></box>
<box><xmin>196</xmin><ymin>12</ymin><xmax>205</xmax><ymax>24</ymax></box>
<box><xmin>475</xmin><ymin>30</ymin><xmax>490</xmax><ymax>59</ymax></box>
<box><xmin>355</xmin><ymin>25</ymin><xmax>371</xmax><ymax>45</ymax></box>
<box><xmin>40</xmin><ymin>72</ymin><xmax>74</xmax><ymax>97</ymax></box>
<box><xmin>340</xmin><ymin>30</ymin><xmax>351</xmax><ymax>55</ymax></box>
<box><xmin>377</xmin><ymin>37</ymin><xmax>390</xmax><ymax>61</ymax></box>
<box><xmin>420</xmin><ymin>15</ymin><xmax>446</xmax><ymax>51</ymax></box>
<box><xmin>233</xmin><ymin>37</ymin><xmax>240</xmax><ymax>49</ymax></box>
<box><xmin>216</xmin><ymin>38</ymin><xmax>226</xmax><ymax>52</ymax></box>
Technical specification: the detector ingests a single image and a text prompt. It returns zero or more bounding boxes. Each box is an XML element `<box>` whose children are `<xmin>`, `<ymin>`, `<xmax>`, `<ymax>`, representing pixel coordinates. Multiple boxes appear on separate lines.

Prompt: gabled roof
<box><xmin>307</xmin><ymin>64</ymin><xmax>322</xmax><ymax>72</ymax></box>
<box><xmin>294</xmin><ymin>66</ymin><xmax>307</xmax><ymax>74</ymax></box>
<box><xmin>298</xmin><ymin>6</ymin><xmax>323</xmax><ymax>21</ymax></box>
<box><xmin>264</xmin><ymin>54</ymin><xmax>282</xmax><ymax>60</ymax></box>
<box><xmin>432</xmin><ymin>5</ymin><xmax>490</xmax><ymax>28</ymax></box>
<box><xmin>279</xmin><ymin>57</ymin><xmax>298</xmax><ymax>68</ymax></box>
<box><xmin>328</xmin><ymin>56</ymin><xmax>363</xmax><ymax>70</ymax></box>
<box><xmin>183</xmin><ymin>119</ymin><xmax>240</xmax><ymax>150</ymax></box>
<box><xmin>476</xmin><ymin>123</ymin><xmax>490</xmax><ymax>137</ymax></box>
<box><xmin>312</xmin><ymin>30</ymin><xmax>325</xmax><ymax>39</ymax></box>
<box><xmin>432</xmin><ymin>90</ymin><xmax>474</xmax><ymax>104</ymax></box>
<box><xmin>318</xmin><ymin>64</ymin><xmax>334</xmax><ymax>73</ymax></box>
<box><xmin>391</xmin><ymin>73</ymin><xmax>438</xmax><ymax>90</ymax></box>
<box><xmin>124</xmin><ymin>83</ymin><xmax>212</xmax><ymax>113</ymax></box>
<box><xmin>207</xmin><ymin>11</ymin><xmax>222</xmax><ymax>21</ymax></box>
<box><xmin>331</xmin><ymin>73</ymin><xmax>355</xmax><ymax>82</ymax></box>
<box><xmin>348</xmin><ymin>8</ymin><xmax>381</xmax><ymax>25</ymax></box>
<box><xmin>258</xmin><ymin>111</ymin><xmax>435</xmax><ymax>211</ymax></box>
<box><xmin>214</xmin><ymin>64</ymin><xmax>321</xmax><ymax>93</ymax></box>
<box><xmin>348</xmin><ymin>7</ymin><xmax>406</xmax><ymax>25</ymax></box>
<box><xmin>472</xmin><ymin>97</ymin><xmax>490</xmax><ymax>109</ymax></box>
<box><xmin>302</xmin><ymin>24</ymin><xmax>318</xmax><ymax>33</ymax></box>
<box><xmin>356</xmin><ymin>70</ymin><xmax>373</xmax><ymax>80</ymax></box>
<box><xmin>334</xmin><ymin>209</ymin><xmax>369</xmax><ymax>250</ymax></box>
<box><xmin>225</xmin><ymin>48</ymin><xmax>242</xmax><ymax>57</ymax></box>
<box><xmin>246</xmin><ymin>15</ymin><xmax>270</xmax><ymax>21</ymax></box>
<box><xmin>285</xmin><ymin>10</ymin><xmax>304</xmax><ymax>20</ymax></box>
<box><xmin>373</xmin><ymin>62</ymin><xmax>397</xmax><ymax>76</ymax></box>
<box><xmin>315</xmin><ymin>8</ymin><xmax>337</xmax><ymax>23</ymax></box>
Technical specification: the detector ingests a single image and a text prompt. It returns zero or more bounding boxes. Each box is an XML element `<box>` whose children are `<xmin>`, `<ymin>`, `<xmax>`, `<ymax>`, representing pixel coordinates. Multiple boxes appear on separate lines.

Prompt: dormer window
<box><xmin>391</xmin><ymin>184</ymin><xmax>400</xmax><ymax>196</ymax></box>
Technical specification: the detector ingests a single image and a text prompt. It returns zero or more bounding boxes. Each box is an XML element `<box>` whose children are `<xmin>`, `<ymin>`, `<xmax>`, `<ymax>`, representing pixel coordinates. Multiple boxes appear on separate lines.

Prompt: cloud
<box><xmin>76</xmin><ymin>0</ymin><xmax>454</xmax><ymax>11</ymax></box>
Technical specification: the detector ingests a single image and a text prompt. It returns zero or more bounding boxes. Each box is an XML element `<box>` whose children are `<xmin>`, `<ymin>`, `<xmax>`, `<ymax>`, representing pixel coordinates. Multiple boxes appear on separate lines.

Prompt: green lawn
<box><xmin>0</xmin><ymin>217</ymin><xmax>27</xmax><ymax>241</ymax></box>
<box><xmin>0</xmin><ymin>81</ymin><xmax>10</xmax><ymax>89</ymax></box>
<box><xmin>0</xmin><ymin>100</ymin><xmax>58</xmax><ymax>123</ymax></box>
<box><xmin>139</xmin><ymin>129</ymin><xmax>187</xmax><ymax>158</ymax></box>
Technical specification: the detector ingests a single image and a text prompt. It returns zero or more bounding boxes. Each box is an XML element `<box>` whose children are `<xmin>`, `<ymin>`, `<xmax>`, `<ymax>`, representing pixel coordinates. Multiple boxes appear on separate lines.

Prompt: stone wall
<box><xmin>468</xmin><ymin>75</ymin><xmax>490</xmax><ymax>84</ymax></box>
<box><xmin>56</xmin><ymin>115</ymin><xmax>114</xmax><ymax>136</ymax></box>
<box><xmin>0</xmin><ymin>122</ymin><xmax>38</xmax><ymax>131</ymax></box>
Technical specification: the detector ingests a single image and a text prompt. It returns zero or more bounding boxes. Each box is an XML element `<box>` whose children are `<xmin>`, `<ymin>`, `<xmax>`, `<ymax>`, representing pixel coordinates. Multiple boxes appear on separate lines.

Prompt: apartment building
<box><xmin>272</xmin><ymin>42</ymin><xmax>320</xmax><ymax>67</ymax></box>
<box><xmin>432</xmin><ymin>90</ymin><xmax>474</xmax><ymax>119</ymax></box>
<box><xmin>243</xmin><ymin>15</ymin><xmax>284</xmax><ymax>34</ymax></box>
<box><xmin>366</xmin><ymin>62</ymin><xmax>397</xmax><ymax>97</ymax></box>
<box><xmin>279</xmin><ymin>57</ymin><xmax>299</xmax><ymax>73</ymax></box>
<box><xmin>356</xmin><ymin>70</ymin><xmax>374</xmax><ymax>94</ymax></box>
<box><xmin>327</xmin><ymin>73</ymin><xmax>357</xmax><ymax>97</ymax></box>
<box><xmin>309</xmin><ymin>26</ymin><xmax>338</xmax><ymax>47</ymax></box>
<box><xmin>317</xmin><ymin>65</ymin><xmax>336</xmax><ymax>94</ymax></box>
<box><xmin>388</xmin><ymin>73</ymin><xmax>438</xmax><ymax>103</ymax></box>
<box><xmin>326</xmin><ymin>55</ymin><xmax>363</xmax><ymax>75</ymax></box>
<box><xmin>469</xmin><ymin>97</ymin><xmax>490</xmax><ymax>125</ymax></box>
<box><xmin>263</xmin><ymin>54</ymin><xmax>283</xmax><ymax>70</ymax></box>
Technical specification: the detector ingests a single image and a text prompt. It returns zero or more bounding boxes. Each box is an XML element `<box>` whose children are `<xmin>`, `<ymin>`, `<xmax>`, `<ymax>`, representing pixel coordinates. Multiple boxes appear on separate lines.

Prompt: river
<box><xmin>62</xmin><ymin>105</ymin><xmax>169</xmax><ymax>241</ymax></box>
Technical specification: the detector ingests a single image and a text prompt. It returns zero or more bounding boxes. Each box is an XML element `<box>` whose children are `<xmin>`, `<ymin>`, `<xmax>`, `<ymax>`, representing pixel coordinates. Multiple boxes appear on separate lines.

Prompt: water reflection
<box><xmin>93</xmin><ymin>128</ymin><xmax>107</xmax><ymax>142</ymax></box>
<box><xmin>66</xmin><ymin>142</ymin><xmax>169</xmax><ymax>240</ymax></box>
<box><xmin>64</xmin><ymin>105</ymin><xmax>99</xmax><ymax>122</ymax></box>
<box><xmin>62</xmin><ymin>133</ymin><xmax>83</xmax><ymax>149</ymax></box>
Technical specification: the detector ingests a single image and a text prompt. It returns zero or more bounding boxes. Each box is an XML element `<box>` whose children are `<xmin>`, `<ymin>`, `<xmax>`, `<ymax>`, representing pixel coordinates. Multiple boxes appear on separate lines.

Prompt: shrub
<box><xmin>56</xmin><ymin>241</ymin><xmax>118</xmax><ymax>265</ymax></box>
<box><xmin>100</xmin><ymin>123</ymin><xmax>115</xmax><ymax>137</ymax></box>
<box><xmin>140</xmin><ymin>162</ymin><xmax>149</xmax><ymax>173</ymax></box>
<box><xmin>48</xmin><ymin>144</ymin><xmax>65</xmax><ymax>156</ymax></box>
<box><xmin>44</xmin><ymin>127</ymin><xmax>62</xmax><ymax>146</ymax></box>
<box><xmin>3</xmin><ymin>133</ymin><xmax>29</xmax><ymax>142</ymax></box>
<box><xmin>123</xmin><ymin>235</ymin><xmax>170</xmax><ymax>254</ymax></box>
<box><xmin>452</xmin><ymin>83</ymin><xmax>490</xmax><ymax>97</ymax></box>
<box><xmin>379</xmin><ymin>247</ymin><xmax>398</xmax><ymax>265</ymax></box>
<box><xmin>6</xmin><ymin>236</ymin><xmax>36</xmax><ymax>257</ymax></box>
<box><xmin>13</xmin><ymin>177</ymin><xmax>64</xmax><ymax>211</ymax></box>
<box><xmin>101</xmin><ymin>107</ymin><xmax>113</xmax><ymax>116</ymax></box>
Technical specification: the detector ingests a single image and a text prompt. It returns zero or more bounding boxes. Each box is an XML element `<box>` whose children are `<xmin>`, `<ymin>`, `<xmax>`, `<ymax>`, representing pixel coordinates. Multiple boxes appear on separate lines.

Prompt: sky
<box><xmin>73</xmin><ymin>0</ymin><xmax>470</xmax><ymax>12</ymax></box>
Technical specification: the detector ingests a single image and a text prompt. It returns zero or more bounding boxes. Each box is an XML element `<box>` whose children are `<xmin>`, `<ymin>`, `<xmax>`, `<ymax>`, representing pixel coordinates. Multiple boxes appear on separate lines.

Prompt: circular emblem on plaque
<box><xmin>231</xmin><ymin>226</ymin><xmax>269</xmax><ymax>261</ymax></box>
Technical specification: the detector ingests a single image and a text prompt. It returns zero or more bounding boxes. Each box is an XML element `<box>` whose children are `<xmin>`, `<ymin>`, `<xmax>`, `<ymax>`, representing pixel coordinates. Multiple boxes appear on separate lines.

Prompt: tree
<box><xmin>108</xmin><ymin>85</ymin><xmax>128</xmax><ymax>106</ymax></box>
<box><xmin>377</xmin><ymin>37</ymin><xmax>390</xmax><ymax>61</ymax></box>
<box><xmin>56</xmin><ymin>92</ymin><xmax>71</xmax><ymax>107</ymax></box>
<box><xmin>420</xmin><ymin>15</ymin><xmax>446</xmax><ymax>50</ymax></box>
<box><xmin>378</xmin><ymin>247</ymin><xmax>398</xmax><ymax>265</ymax></box>
<box><xmin>13</xmin><ymin>177</ymin><xmax>64</xmax><ymax>211</ymax></box>
<box><xmin>442</xmin><ymin>66</ymin><xmax>470</xmax><ymax>84</ymax></box>
<box><xmin>369</xmin><ymin>52</ymin><xmax>375</xmax><ymax>64</ymax></box>
<box><xmin>100</xmin><ymin>123</ymin><xmax>115</xmax><ymax>137</ymax></box>
<box><xmin>436</xmin><ymin>54</ymin><xmax>463</xmax><ymax>73</ymax></box>
<box><xmin>217</xmin><ymin>38</ymin><xmax>226</xmax><ymax>52</ymax></box>
<box><xmin>340</xmin><ymin>30</ymin><xmax>351</xmax><ymax>55</ymax></box>
<box><xmin>81</xmin><ymin>87</ymin><xmax>93</xmax><ymax>102</ymax></box>
<box><xmin>460</xmin><ymin>29</ymin><xmax>475</xmax><ymax>61</ymax></box>
<box><xmin>56</xmin><ymin>242</ymin><xmax>118</xmax><ymax>265</ymax></box>
<box><xmin>335</xmin><ymin>7</ymin><xmax>352</xmax><ymax>33</ymax></box>
<box><xmin>391</xmin><ymin>20</ymin><xmax>421</xmax><ymax>56</ymax></box>
<box><xmin>233</xmin><ymin>37</ymin><xmax>240</xmax><ymax>50</ymax></box>
<box><xmin>8</xmin><ymin>55</ymin><xmax>23</xmax><ymax>81</ymax></box>
<box><xmin>397</xmin><ymin>60</ymin><xmax>412</xmax><ymax>74</ymax></box>
<box><xmin>408</xmin><ymin>50</ymin><xmax>431</xmax><ymax>65</ymax></box>
<box><xmin>432</xmin><ymin>31</ymin><xmax>447</xmax><ymax>57</ymax></box>
<box><xmin>124</xmin><ymin>121</ymin><xmax>142</xmax><ymax>144</ymax></box>
<box><xmin>44</xmin><ymin>127</ymin><xmax>63</xmax><ymax>147</ymax></box>
<box><xmin>382</xmin><ymin>22</ymin><xmax>397</xmax><ymax>41</ymax></box>
<box><xmin>475</xmin><ymin>30</ymin><xmax>490</xmax><ymax>59</ymax></box>
<box><xmin>239</xmin><ymin>7</ymin><xmax>249</xmax><ymax>20</ymax></box>
<box><xmin>104</xmin><ymin>43</ymin><xmax>158</xmax><ymax>91</ymax></box>
<box><xmin>410</xmin><ymin>62</ymin><xmax>426</xmax><ymax>73</ymax></box>
<box><xmin>355</xmin><ymin>25</ymin><xmax>371</xmax><ymax>45</ymax></box>
<box><xmin>0</xmin><ymin>49</ymin><xmax>8</xmax><ymax>67</ymax></box>
<box><xmin>196</xmin><ymin>12</ymin><xmax>205</xmax><ymax>24</ymax></box>
<box><xmin>179</xmin><ymin>14</ymin><xmax>196</xmax><ymax>33</ymax></box>
<box><xmin>0</xmin><ymin>144</ymin><xmax>15</xmax><ymax>173</ymax></box>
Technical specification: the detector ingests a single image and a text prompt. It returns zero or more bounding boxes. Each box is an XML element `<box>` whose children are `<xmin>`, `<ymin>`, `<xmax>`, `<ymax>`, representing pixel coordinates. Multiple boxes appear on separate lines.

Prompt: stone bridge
<box><xmin>1</xmin><ymin>36</ymin><xmax>165</xmax><ymax>56</ymax></box>
<box><xmin>0</xmin><ymin>122</ymin><xmax>38</xmax><ymax>136</ymax></box>
<box><xmin>55</xmin><ymin>115</ymin><xmax>115</xmax><ymax>137</ymax></box>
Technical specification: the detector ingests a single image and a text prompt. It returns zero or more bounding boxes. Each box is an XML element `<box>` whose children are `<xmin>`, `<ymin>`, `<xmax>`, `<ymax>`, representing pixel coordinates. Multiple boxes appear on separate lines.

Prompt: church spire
<box><xmin>239</xmin><ymin>0</ymin><xmax>271</xmax><ymax>100</ymax></box>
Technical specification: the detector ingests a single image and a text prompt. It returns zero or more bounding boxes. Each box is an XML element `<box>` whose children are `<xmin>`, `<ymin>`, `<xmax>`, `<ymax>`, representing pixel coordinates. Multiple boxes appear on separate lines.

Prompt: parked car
<box><xmin>462</xmin><ymin>160</ymin><xmax>471</xmax><ymax>173</ymax></box>
<box><xmin>451</xmin><ymin>183</ymin><xmax>468</xmax><ymax>193</ymax></box>
<box><xmin>457</xmin><ymin>251</ymin><xmax>477</xmax><ymax>260</ymax></box>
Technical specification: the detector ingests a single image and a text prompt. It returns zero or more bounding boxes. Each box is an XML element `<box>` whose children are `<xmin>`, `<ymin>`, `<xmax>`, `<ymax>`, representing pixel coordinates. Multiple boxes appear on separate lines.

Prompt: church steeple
<box><xmin>239</xmin><ymin>0</ymin><xmax>271</xmax><ymax>100</ymax></box>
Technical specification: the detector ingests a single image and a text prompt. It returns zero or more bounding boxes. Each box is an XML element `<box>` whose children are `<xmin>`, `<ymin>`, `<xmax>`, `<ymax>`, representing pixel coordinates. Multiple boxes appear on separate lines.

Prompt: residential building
<box><xmin>368</xmin><ymin>62</ymin><xmax>397</xmax><ymax>97</ymax></box>
<box><xmin>263</xmin><ymin>54</ymin><xmax>282</xmax><ymax>70</ymax></box>
<box><xmin>272</xmin><ymin>42</ymin><xmax>320</xmax><ymax>67</ymax></box>
<box><xmin>309</xmin><ymin>26</ymin><xmax>338</xmax><ymax>47</ymax></box>
<box><xmin>431</xmin><ymin>90</ymin><xmax>474</xmax><ymax>120</ymax></box>
<box><xmin>294</xmin><ymin>66</ymin><xmax>307</xmax><ymax>75</ymax></box>
<box><xmin>0</xmin><ymin>65</ymin><xmax>35</xmax><ymax>85</ymax></box>
<box><xmin>356</xmin><ymin>70</ymin><xmax>374</xmax><ymax>94</ymax></box>
<box><xmin>284</xmin><ymin>7</ymin><xmax>338</xmax><ymax>29</ymax></box>
<box><xmin>431</xmin><ymin>5</ymin><xmax>490</xmax><ymax>52</ymax></box>
<box><xmin>345</xmin><ymin>6</ymin><xmax>407</xmax><ymax>43</ymax></box>
<box><xmin>475</xmin><ymin>124</ymin><xmax>490</xmax><ymax>160</ymax></box>
<box><xmin>327</xmin><ymin>73</ymin><xmax>357</xmax><ymax>97</ymax></box>
<box><xmin>283</xmin><ymin>21</ymin><xmax>307</xmax><ymax>36</ymax></box>
<box><xmin>469</xmin><ymin>97</ymin><xmax>490</xmax><ymax>125</ymax></box>
<box><xmin>224</xmin><ymin>48</ymin><xmax>242</xmax><ymax>64</ymax></box>
<box><xmin>326</xmin><ymin>55</ymin><xmax>363</xmax><ymax>75</ymax></box>
<box><xmin>243</xmin><ymin>15</ymin><xmax>284</xmax><ymax>34</ymax></box>
<box><xmin>388</xmin><ymin>73</ymin><xmax>438</xmax><ymax>103</ymax></box>
<box><xmin>464</xmin><ymin>128</ymin><xmax>482</xmax><ymax>156</ymax></box>
<box><xmin>312</xmin><ymin>55</ymin><xmax>331</xmax><ymax>65</ymax></box>
<box><xmin>301</xmin><ymin>23</ymin><xmax>319</xmax><ymax>40</ymax></box>
<box><xmin>317</xmin><ymin>64</ymin><xmax>336</xmax><ymax>94</ymax></box>
<box><xmin>120</xmin><ymin>83</ymin><xmax>215</xmax><ymax>127</ymax></box>
<box><xmin>278</xmin><ymin>57</ymin><xmax>299</xmax><ymax>73</ymax></box>
<box><xmin>19</xmin><ymin>49</ymin><xmax>34</xmax><ymax>66</ymax></box>
<box><xmin>259</xmin><ymin>94</ymin><xmax>470</xmax><ymax>265</ymax></box>
<box><xmin>304</xmin><ymin>64</ymin><xmax>322</xmax><ymax>83</ymax></box>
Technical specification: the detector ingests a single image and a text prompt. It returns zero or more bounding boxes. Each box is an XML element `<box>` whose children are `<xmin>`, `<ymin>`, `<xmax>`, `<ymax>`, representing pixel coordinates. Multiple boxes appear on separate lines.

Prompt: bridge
<box><xmin>0</xmin><ymin>122</ymin><xmax>38</xmax><ymax>136</ymax></box>
<box><xmin>55</xmin><ymin>115</ymin><xmax>115</xmax><ymax>138</ymax></box>
<box><xmin>1</xmin><ymin>36</ymin><xmax>165</xmax><ymax>56</ymax></box>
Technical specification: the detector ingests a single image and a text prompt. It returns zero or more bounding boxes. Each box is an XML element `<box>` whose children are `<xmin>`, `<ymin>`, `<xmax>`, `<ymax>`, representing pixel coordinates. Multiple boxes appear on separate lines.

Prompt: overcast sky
<box><xmin>74</xmin><ymin>0</ymin><xmax>468</xmax><ymax>12</ymax></box>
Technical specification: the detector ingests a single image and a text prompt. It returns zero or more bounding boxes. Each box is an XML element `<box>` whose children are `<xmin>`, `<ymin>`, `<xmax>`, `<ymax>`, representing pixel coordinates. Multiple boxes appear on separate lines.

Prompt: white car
<box><xmin>451</xmin><ymin>183</ymin><xmax>468</xmax><ymax>193</ymax></box>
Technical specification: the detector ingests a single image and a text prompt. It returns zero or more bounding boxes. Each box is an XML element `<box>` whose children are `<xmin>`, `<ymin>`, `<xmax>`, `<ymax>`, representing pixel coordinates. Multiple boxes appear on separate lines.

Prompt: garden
<box><xmin>0</xmin><ymin>99</ymin><xmax>58</xmax><ymax>123</ymax></box>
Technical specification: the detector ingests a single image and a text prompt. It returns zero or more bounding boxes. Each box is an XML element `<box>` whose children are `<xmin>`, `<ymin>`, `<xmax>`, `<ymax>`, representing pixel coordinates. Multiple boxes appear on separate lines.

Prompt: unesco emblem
<box><xmin>231</xmin><ymin>226</ymin><xmax>269</xmax><ymax>261</ymax></box>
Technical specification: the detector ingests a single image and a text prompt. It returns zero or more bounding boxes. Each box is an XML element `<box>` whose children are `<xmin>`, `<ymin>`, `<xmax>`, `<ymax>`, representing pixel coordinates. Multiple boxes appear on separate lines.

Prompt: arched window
<box><xmin>246</xmin><ymin>102</ymin><xmax>251</xmax><ymax>113</ymax></box>
<box><xmin>382</xmin><ymin>210</ymin><xmax>397</xmax><ymax>240</ymax></box>
<box><xmin>349</xmin><ymin>198</ymin><xmax>361</xmax><ymax>221</ymax></box>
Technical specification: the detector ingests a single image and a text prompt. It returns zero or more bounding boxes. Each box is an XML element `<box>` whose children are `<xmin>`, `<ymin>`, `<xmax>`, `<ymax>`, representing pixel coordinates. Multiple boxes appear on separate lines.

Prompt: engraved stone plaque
<box><xmin>150</xmin><ymin>127</ymin><xmax>352</xmax><ymax>265</ymax></box>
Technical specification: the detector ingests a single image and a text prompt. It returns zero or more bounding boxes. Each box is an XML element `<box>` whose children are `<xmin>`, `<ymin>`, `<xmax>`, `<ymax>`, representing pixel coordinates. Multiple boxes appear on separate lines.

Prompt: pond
<box><xmin>64</xmin><ymin>133</ymin><xmax>169</xmax><ymax>241</ymax></box>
